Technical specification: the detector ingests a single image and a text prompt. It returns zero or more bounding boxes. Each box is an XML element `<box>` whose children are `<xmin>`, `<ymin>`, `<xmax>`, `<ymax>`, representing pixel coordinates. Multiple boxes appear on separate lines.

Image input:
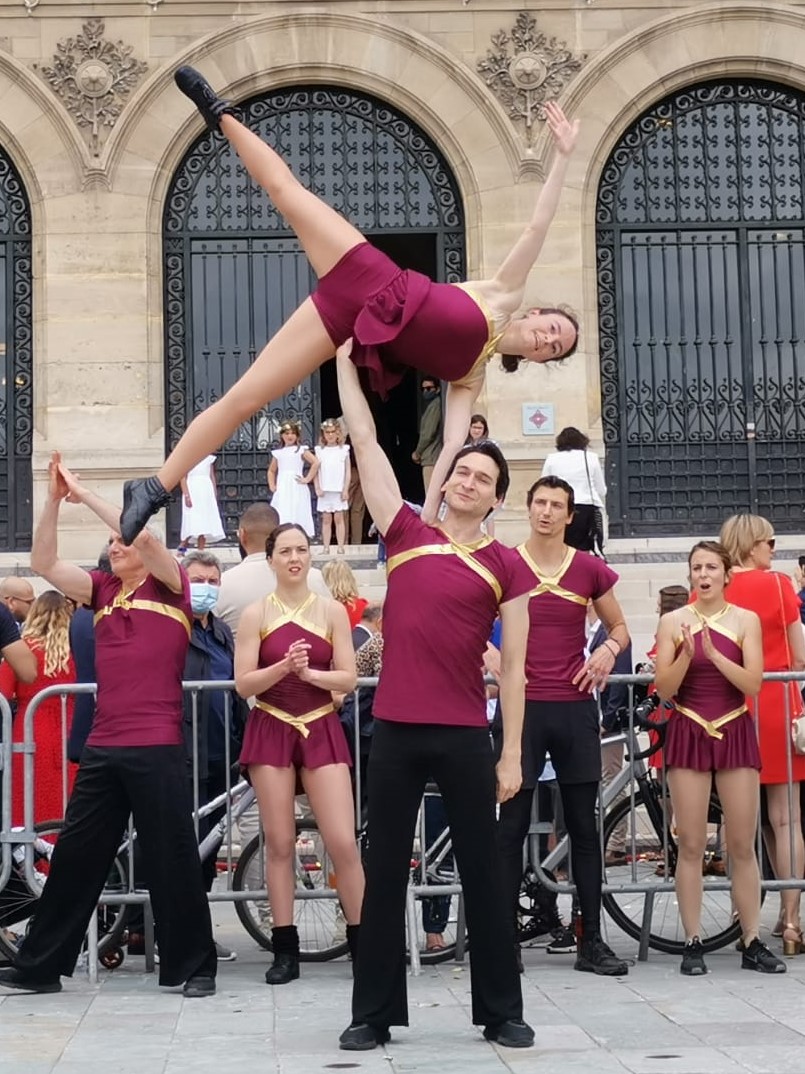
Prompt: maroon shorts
<box><xmin>664</xmin><ymin>710</ymin><xmax>761</xmax><ymax>772</ymax></box>
<box><xmin>240</xmin><ymin>707</ymin><xmax>352</xmax><ymax>771</ymax></box>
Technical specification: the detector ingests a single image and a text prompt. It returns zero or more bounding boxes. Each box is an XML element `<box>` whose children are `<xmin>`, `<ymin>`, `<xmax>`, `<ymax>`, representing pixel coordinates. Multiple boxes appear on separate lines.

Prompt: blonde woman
<box><xmin>719</xmin><ymin>513</ymin><xmax>805</xmax><ymax>955</ymax></box>
<box><xmin>0</xmin><ymin>590</ymin><xmax>76</xmax><ymax>825</ymax></box>
<box><xmin>321</xmin><ymin>560</ymin><xmax>368</xmax><ymax>630</ymax></box>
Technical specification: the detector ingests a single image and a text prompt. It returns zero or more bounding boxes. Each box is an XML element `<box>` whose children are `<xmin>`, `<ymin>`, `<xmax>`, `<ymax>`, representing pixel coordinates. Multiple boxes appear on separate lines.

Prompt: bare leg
<box><xmin>765</xmin><ymin>782</ymin><xmax>804</xmax><ymax>933</ymax></box>
<box><xmin>219</xmin><ymin>115</ymin><xmax>364</xmax><ymax>279</ymax></box>
<box><xmin>249</xmin><ymin>765</ymin><xmax>298</xmax><ymax>926</ymax></box>
<box><xmin>335</xmin><ymin>510</ymin><xmax>347</xmax><ymax>550</ymax></box>
<box><xmin>156</xmin><ymin>299</ymin><xmax>333</xmax><ymax>491</ymax></box>
<box><xmin>321</xmin><ymin>512</ymin><xmax>333</xmax><ymax>551</ymax></box>
<box><xmin>667</xmin><ymin>767</ymin><xmax>711</xmax><ymax>938</ymax></box>
<box><xmin>301</xmin><ymin>764</ymin><xmax>364</xmax><ymax>923</ymax></box>
<box><xmin>715</xmin><ymin>768</ymin><xmax>761</xmax><ymax>943</ymax></box>
<box><xmin>197</xmin><ymin>535</ymin><xmax>206</xmax><ymax>551</ymax></box>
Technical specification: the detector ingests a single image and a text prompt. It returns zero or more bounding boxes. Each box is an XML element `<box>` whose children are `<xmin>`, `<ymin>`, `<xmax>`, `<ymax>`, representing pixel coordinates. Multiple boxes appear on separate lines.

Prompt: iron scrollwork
<box><xmin>597</xmin><ymin>79</ymin><xmax>805</xmax><ymax>535</ymax></box>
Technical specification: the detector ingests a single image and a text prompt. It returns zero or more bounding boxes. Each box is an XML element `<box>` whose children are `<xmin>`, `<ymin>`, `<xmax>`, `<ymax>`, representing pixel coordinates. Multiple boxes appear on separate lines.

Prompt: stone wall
<box><xmin>0</xmin><ymin>1</ymin><xmax>802</xmax><ymax>553</ymax></box>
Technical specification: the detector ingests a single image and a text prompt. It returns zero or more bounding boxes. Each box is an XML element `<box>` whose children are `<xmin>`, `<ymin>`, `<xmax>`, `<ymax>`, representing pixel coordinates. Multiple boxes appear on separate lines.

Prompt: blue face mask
<box><xmin>190</xmin><ymin>581</ymin><xmax>219</xmax><ymax>615</ymax></box>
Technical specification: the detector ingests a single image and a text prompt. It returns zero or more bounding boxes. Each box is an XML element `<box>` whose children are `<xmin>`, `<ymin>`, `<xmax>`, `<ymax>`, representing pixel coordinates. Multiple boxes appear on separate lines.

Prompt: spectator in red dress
<box><xmin>1</xmin><ymin>591</ymin><xmax>77</xmax><ymax>826</ymax></box>
<box><xmin>321</xmin><ymin>560</ymin><xmax>368</xmax><ymax>629</ymax></box>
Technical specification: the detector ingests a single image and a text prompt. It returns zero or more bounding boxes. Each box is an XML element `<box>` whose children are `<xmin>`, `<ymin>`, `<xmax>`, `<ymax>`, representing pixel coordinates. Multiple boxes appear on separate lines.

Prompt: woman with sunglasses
<box><xmin>719</xmin><ymin>514</ymin><xmax>805</xmax><ymax>955</ymax></box>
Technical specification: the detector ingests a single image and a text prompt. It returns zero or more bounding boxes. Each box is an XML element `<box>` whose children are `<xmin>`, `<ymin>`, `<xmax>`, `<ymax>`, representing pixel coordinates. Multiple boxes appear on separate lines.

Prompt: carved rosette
<box><xmin>35</xmin><ymin>18</ymin><xmax>148</xmax><ymax>156</ymax></box>
<box><xmin>477</xmin><ymin>12</ymin><xmax>586</xmax><ymax>143</ymax></box>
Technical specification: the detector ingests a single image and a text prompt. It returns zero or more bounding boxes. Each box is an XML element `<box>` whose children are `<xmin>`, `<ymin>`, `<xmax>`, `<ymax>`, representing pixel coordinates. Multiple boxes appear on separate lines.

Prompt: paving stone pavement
<box><xmin>3</xmin><ymin>899</ymin><xmax>805</xmax><ymax>1074</ymax></box>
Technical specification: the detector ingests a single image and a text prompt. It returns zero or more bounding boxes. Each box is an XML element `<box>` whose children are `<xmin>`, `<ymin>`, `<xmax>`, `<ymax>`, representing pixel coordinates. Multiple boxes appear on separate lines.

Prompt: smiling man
<box><xmin>334</xmin><ymin>343</ymin><xmax>535</xmax><ymax>1053</ymax></box>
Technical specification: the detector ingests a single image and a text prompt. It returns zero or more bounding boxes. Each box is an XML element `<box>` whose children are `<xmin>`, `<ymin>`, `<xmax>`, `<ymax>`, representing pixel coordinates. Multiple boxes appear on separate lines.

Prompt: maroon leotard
<box><xmin>664</xmin><ymin>607</ymin><xmax>760</xmax><ymax>772</ymax></box>
<box><xmin>374</xmin><ymin>506</ymin><xmax>534</xmax><ymax>726</ymax></box>
<box><xmin>311</xmin><ymin>243</ymin><xmax>495</xmax><ymax>399</ymax></box>
<box><xmin>517</xmin><ymin>545</ymin><xmax>618</xmax><ymax>701</ymax></box>
<box><xmin>239</xmin><ymin>593</ymin><xmax>351</xmax><ymax>770</ymax></box>
<box><xmin>86</xmin><ymin>569</ymin><xmax>192</xmax><ymax>748</ymax></box>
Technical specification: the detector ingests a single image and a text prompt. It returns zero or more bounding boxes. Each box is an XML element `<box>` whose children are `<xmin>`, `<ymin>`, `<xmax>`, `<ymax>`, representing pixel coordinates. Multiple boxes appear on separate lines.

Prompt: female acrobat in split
<box><xmin>120</xmin><ymin>67</ymin><xmax>580</xmax><ymax>544</ymax></box>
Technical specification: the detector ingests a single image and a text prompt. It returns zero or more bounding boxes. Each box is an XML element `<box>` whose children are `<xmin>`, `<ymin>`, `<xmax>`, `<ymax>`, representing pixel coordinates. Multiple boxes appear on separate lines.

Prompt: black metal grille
<box><xmin>0</xmin><ymin>152</ymin><xmax>32</xmax><ymax>551</ymax></box>
<box><xmin>597</xmin><ymin>80</ymin><xmax>805</xmax><ymax>536</ymax></box>
<box><xmin>163</xmin><ymin>86</ymin><xmax>465</xmax><ymax>540</ymax></box>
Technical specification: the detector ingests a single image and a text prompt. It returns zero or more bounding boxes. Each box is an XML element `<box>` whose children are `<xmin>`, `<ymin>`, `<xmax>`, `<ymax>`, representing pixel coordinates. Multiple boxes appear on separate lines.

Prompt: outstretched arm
<box><xmin>335</xmin><ymin>341</ymin><xmax>402</xmax><ymax>537</ymax></box>
<box><xmin>489</xmin><ymin>102</ymin><xmax>579</xmax><ymax>309</ymax></box>
<box><xmin>422</xmin><ymin>380</ymin><xmax>479</xmax><ymax>524</ymax></box>
<box><xmin>31</xmin><ymin>453</ymin><xmax>93</xmax><ymax>606</ymax></box>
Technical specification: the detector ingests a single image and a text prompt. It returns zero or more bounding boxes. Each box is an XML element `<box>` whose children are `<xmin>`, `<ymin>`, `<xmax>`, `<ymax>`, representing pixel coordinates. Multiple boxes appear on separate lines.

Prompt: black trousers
<box><xmin>352</xmin><ymin>721</ymin><xmax>522</xmax><ymax>1029</ymax></box>
<box><xmin>16</xmin><ymin>745</ymin><xmax>216</xmax><ymax>986</ymax></box>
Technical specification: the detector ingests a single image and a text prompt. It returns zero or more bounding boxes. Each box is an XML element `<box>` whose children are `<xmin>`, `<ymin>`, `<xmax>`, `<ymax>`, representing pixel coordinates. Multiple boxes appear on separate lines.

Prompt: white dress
<box><xmin>315</xmin><ymin>445</ymin><xmax>350</xmax><ymax>513</ymax></box>
<box><xmin>181</xmin><ymin>454</ymin><xmax>226</xmax><ymax>542</ymax></box>
<box><xmin>271</xmin><ymin>445</ymin><xmax>315</xmax><ymax>536</ymax></box>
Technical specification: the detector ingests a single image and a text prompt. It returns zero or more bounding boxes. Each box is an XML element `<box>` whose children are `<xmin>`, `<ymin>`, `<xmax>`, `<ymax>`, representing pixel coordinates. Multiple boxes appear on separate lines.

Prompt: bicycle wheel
<box><xmin>0</xmin><ymin>820</ymin><xmax>130</xmax><ymax>962</ymax></box>
<box><xmin>601</xmin><ymin>793</ymin><xmax>747</xmax><ymax>955</ymax></box>
<box><xmin>233</xmin><ymin>820</ymin><xmax>349</xmax><ymax>962</ymax></box>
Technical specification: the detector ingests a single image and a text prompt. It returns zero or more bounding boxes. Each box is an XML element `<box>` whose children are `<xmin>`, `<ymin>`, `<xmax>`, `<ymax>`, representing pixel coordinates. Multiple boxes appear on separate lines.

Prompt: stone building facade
<box><xmin>0</xmin><ymin>1</ymin><xmax>802</xmax><ymax>556</ymax></box>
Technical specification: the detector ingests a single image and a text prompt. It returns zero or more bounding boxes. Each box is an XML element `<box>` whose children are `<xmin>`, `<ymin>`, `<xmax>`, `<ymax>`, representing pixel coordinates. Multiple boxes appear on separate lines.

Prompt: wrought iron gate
<box><xmin>0</xmin><ymin>152</ymin><xmax>32</xmax><ymax>551</ymax></box>
<box><xmin>163</xmin><ymin>86</ymin><xmax>465</xmax><ymax>540</ymax></box>
<box><xmin>597</xmin><ymin>80</ymin><xmax>805</xmax><ymax>537</ymax></box>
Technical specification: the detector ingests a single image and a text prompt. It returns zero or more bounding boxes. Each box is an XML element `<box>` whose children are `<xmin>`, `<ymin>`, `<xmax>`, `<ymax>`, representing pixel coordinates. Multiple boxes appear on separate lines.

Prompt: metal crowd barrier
<box><xmin>5</xmin><ymin>672</ymin><xmax>805</xmax><ymax>974</ymax></box>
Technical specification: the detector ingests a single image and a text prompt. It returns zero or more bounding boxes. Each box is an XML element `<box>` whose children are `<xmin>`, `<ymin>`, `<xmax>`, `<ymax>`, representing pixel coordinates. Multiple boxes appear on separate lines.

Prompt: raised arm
<box><xmin>335</xmin><ymin>341</ymin><xmax>402</xmax><ymax>536</ymax></box>
<box><xmin>421</xmin><ymin>380</ymin><xmax>479</xmax><ymax>524</ymax></box>
<box><xmin>57</xmin><ymin>458</ymin><xmax>182</xmax><ymax>593</ymax></box>
<box><xmin>31</xmin><ymin>452</ymin><xmax>93</xmax><ymax>606</ymax></box>
<box><xmin>488</xmin><ymin>103</ymin><xmax>579</xmax><ymax>309</ymax></box>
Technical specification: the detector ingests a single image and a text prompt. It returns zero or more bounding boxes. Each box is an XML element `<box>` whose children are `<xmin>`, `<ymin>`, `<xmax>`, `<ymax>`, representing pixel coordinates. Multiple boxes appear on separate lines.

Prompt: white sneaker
<box><xmin>214</xmin><ymin>942</ymin><xmax>237</xmax><ymax>962</ymax></box>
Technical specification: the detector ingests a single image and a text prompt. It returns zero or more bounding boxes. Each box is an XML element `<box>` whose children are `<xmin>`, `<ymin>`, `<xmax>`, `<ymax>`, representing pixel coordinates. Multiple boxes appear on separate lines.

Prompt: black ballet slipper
<box><xmin>174</xmin><ymin>66</ymin><xmax>238</xmax><ymax>131</ymax></box>
<box><xmin>120</xmin><ymin>476</ymin><xmax>173</xmax><ymax>545</ymax></box>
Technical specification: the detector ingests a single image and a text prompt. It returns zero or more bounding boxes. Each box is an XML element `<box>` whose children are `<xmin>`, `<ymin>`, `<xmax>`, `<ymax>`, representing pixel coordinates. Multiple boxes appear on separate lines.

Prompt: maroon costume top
<box><xmin>374</xmin><ymin>506</ymin><xmax>534</xmax><ymax>726</ymax></box>
<box><xmin>86</xmin><ymin>568</ymin><xmax>192</xmax><ymax>748</ymax></box>
<box><xmin>311</xmin><ymin>242</ymin><xmax>500</xmax><ymax>399</ymax></box>
<box><xmin>517</xmin><ymin>545</ymin><xmax>618</xmax><ymax>702</ymax></box>
<box><xmin>252</xmin><ymin>593</ymin><xmax>337</xmax><ymax>731</ymax></box>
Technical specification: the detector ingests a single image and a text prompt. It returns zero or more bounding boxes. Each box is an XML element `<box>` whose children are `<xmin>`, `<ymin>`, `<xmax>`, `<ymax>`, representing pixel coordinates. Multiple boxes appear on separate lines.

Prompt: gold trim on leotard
<box><xmin>386</xmin><ymin>539</ymin><xmax>502</xmax><ymax>601</ymax></box>
<box><xmin>259</xmin><ymin>591</ymin><xmax>331</xmax><ymax>643</ymax></box>
<box><xmin>450</xmin><ymin>284</ymin><xmax>507</xmax><ymax>389</ymax></box>
<box><xmin>93</xmin><ymin>594</ymin><xmax>192</xmax><ymax>638</ymax></box>
<box><xmin>674</xmin><ymin>702</ymin><xmax>748</xmax><ymax>741</ymax></box>
<box><xmin>253</xmin><ymin>699</ymin><xmax>333</xmax><ymax>738</ymax></box>
<box><xmin>673</xmin><ymin>603</ymin><xmax>742</xmax><ymax>648</ymax></box>
<box><xmin>516</xmin><ymin>544</ymin><xmax>587</xmax><ymax>605</ymax></box>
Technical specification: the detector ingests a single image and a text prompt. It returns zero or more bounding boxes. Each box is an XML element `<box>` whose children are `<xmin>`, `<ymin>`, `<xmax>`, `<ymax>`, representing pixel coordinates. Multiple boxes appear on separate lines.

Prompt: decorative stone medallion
<box><xmin>477</xmin><ymin>12</ymin><xmax>586</xmax><ymax>142</ymax></box>
<box><xmin>35</xmin><ymin>18</ymin><xmax>148</xmax><ymax>156</ymax></box>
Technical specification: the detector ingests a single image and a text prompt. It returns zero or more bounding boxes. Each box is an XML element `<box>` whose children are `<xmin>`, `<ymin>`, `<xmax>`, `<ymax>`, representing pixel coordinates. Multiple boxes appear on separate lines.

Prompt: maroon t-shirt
<box><xmin>518</xmin><ymin>545</ymin><xmax>619</xmax><ymax>701</ymax></box>
<box><xmin>86</xmin><ymin>568</ymin><xmax>192</xmax><ymax>748</ymax></box>
<box><xmin>374</xmin><ymin>506</ymin><xmax>534</xmax><ymax>726</ymax></box>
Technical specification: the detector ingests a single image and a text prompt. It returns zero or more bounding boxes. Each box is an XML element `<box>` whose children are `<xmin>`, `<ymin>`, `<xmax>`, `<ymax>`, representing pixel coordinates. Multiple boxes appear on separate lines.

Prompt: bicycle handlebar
<box><xmin>619</xmin><ymin>693</ymin><xmax>672</xmax><ymax>761</ymax></box>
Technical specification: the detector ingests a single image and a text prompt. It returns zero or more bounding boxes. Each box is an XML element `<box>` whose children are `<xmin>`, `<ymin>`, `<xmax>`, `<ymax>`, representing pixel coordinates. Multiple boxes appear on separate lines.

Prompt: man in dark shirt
<box><xmin>0</xmin><ymin>452</ymin><xmax>216</xmax><ymax>997</ymax></box>
<box><xmin>0</xmin><ymin>603</ymin><xmax>36</xmax><ymax>684</ymax></box>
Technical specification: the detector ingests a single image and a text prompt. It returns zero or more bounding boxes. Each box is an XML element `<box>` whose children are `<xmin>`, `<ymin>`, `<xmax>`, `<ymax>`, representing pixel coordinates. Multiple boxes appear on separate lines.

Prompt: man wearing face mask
<box><xmin>411</xmin><ymin>377</ymin><xmax>442</xmax><ymax>496</ymax></box>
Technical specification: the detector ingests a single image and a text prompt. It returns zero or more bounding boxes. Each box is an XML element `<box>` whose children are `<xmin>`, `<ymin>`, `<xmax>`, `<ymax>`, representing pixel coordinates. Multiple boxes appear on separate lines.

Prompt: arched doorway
<box><xmin>163</xmin><ymin>86</ymin><xmax>465</xmax><ymax>541</ymax></box>
<box><xmin>597</xmin><ymin>79</ymin><xmax>805</xmax><ymax>537</ymax></box>
<box><xmin>0</xmin><ymin>151</ymin><xmax>32</xmax><ymax>551</ymax></box>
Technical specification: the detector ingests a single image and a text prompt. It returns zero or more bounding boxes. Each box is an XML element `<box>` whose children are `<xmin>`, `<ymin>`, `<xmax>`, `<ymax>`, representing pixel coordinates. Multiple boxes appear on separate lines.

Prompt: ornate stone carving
<box><xmin>477</xmin><ymin>12</ymin><xmax>586</xmax><ymax>142</ymax></box>
<box><xmin>36</xmin><ymin>19</ymin><xmax>148</xmax><ymax>156</ymax></box>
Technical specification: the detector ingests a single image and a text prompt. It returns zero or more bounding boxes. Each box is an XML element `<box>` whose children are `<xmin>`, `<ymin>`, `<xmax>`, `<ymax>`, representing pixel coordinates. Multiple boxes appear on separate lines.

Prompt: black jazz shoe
<box><xmin>174</xmin><ymin>66</ymin><xmax>238</xmax><ymax>131</ymax></box>
<box><xmin>483</xmin><ymin>1019</ymin><xmax>535</xmax><ymax>1048</ymax></box>
<box><xmin>339</xmin><ymin>1022</ymin><xmax>391</xmax><ymax>1051</ymax></box>
<box><xmin>120</xmin><ymin>476</ymin><xmax>173</xmax><ymax>545</ymax></box>
<box><xmin>0</xmin><ymin>967</ymin><xmax>62</xmax><ymax>994</ymax></box>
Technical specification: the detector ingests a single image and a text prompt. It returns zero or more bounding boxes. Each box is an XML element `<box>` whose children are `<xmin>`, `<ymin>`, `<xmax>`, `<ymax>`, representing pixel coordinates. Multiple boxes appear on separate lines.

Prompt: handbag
<box><xmin>582</xmin><ymin>451</ymin><xmax>605</xmax><ymax>558</ymax></box>
<box><xmin>774</xmin><ymin>573</ymin><xmax>805</xmax><ymax>755</ymax></box>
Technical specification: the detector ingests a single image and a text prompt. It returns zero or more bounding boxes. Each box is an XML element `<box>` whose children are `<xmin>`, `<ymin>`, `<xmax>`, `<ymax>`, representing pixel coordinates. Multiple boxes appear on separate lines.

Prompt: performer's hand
<box><xmin>544</xmin><ymin>101</ymin><xmax>580</xmax><ymax>157</ymax></box>
<box><xmin>56</xmin><ymin>459</ymin><xmax>86</xmax><ymax>504</ymax></box>
<box><xmin>700</xmin><ymin>622</ymin><xmax>717</xmax><ymax>664</ymax></box>
<box><xmin>285</xmin><ymin>638</ymin><xmax>312</xmax><ymax>676</ymax></box>
<box><xmin>495</xmin><ymin>756</ymin><xmax>522</xmax><ymax>804</ymax></box>
<box><xmin>47</xmin><ymin>451</ymin><xmax>70</xmax><ymax>502</ymax></box>
<box><xmin>184</xmin><ymin>494</ymin><xmax>193</xmax><ymax>508</ymax></box>
<box><xmin>680</xmin><ymin>623</ymin><xmax>695</xmax><ymax>659</ymax></box>
<box><xmin>335</xmin><ymin>338</ymin><xmax>354</xmax><ymax>363</ymax></box>
<box><xmin>572</xmin><ymin>646</ymin><xmax>615</xmax><ymax>693</ymax></box>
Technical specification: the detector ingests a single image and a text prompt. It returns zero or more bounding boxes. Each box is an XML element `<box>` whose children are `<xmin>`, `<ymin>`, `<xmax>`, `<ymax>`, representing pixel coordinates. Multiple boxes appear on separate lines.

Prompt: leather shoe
<box><xmin>182</xmin><ymin>974</ymin><xmax>216</xmax><ymax>998</ymax></box>
<box><xmin>175</xmin><ymin>66</ymin><xmax>238</xmax><ymax>131</ymax></box>
<box><xmin>339</xmin><ymin>1022</ymin><xmax>391</xmax><ymax>1051</ymax></box>
<box><xmin>483</xmin><ymin>1019</ymin><xmax>535</xmax><ymax>1049</ymax></box>
<box><xmin>0</xmin><ymin>967</ymin><xmax>62</xmax><ymax>994</ymax></box>
<box><xmin>120</xmin><ymin>476</ymin><xmax>173</xmax><ymax>545</ymax></box>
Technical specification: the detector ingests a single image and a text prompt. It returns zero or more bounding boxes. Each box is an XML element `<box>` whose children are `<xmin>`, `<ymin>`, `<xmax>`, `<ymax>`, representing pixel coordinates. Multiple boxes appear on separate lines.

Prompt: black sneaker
<box><xmin>741</xmin><ymin>937</ymin><xmax>786</xmax><ymax>974</ymax></box>
<box><xmin>120</xmin><ymin>476</ymin><xmax>173</xmax><ymax>545</ymax></box>
<box><xmin>546</xmin><ymin>924</ymin><xmax>576</xmax><ymax>954</ymax></box>
<box><xmin>0</xmin><ymin>967</ymin><xmax>62</xmax><ymax>994</ymax></box>
<box><xmin>575</xmin><ymin>933</ymin><xmax>629</xmax><ymax>976</ymax></box>
<box><xmin>339</xmin><ymin>1023</ymin><xmax>390</xmax><ymax>1051</ymax></box>
<box><xmin>182</xmin><ymin>974</ymin><xmax>216</xmax><ymax>998</ymax></box>
<box><xmin>483</xmin><ymin>1019</ymin><xmax>535</xmax><ymax>1048</ymax></box>
<box><xmin>174</xmin><ymin>66</ymin><xmax>238</xmax><ymax>131</ymax></box>
<box><xmin>680</xmin><ymin>936</ymin><xmax>707</xmax><ymax>976</ymax></box>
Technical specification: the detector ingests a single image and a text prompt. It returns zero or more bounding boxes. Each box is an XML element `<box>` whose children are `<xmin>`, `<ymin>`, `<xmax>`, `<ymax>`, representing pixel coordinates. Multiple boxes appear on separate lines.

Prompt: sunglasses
<box><xmin>756</xmin><ymin>537</ymin><xmax>776</xmax><ymax>550</ymax></box>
